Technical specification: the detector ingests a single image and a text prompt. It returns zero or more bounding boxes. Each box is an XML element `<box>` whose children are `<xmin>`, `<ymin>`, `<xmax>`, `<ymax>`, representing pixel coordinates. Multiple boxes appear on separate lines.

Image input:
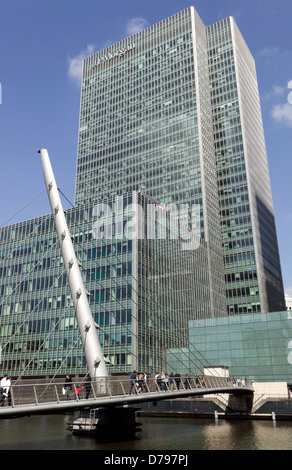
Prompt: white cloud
<box><xmin>67</xmin><ymin>17</ymin><xmax>148</xmax><ymax>85</ymax></box>
<box><xmin>271</xmin><ymin>103</ymin><xmax>292</xmax><ymax>128</ymax></box>
<box><xmin>285</xmin><ymin>286</ymin><xmax>292</xmax><ymax>296</ymax></box>
<box><xmin>259</xmin><ymin>46</ymin><xmax>280</xmax><ymax>59</ymax></box>
<box><xmin>126</xmin><ymin>17</ymin><xmax>148</xmax><ymax>36</ymax></box>
<box><xmin>259</xmin><ymin>46</ymin><xmax>292</xmax><ymax>66</ymax></box>
<box><xmin>67</xmin><ymin>44</ymin><xmax>96</xmax><ymax>84</ymax></box>
<box><xmin>265</xmin><ymin>85</ymin><xmax>285</xmax><ymax>100</ymax></box>
<box><xmin>272</xmin><ymin>86</ymin><xmax>285</xmax><ymax>96</ymax></box>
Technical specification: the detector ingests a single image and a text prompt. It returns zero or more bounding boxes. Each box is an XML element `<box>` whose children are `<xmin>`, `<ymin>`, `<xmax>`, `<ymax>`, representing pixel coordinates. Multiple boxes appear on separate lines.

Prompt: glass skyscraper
<box><xmin>0</xmin><ymin>7</ymin><xmax>286</xmax><ymax>379</ymax></box>
<box><xmin>75</xmin><ymin>7</ymin><xmax>284</xmax><ymax>315</ymax></box>
<box><xmin>207</xmin><ymin>17</ymin><xmax>285</xmax><ymax>314</ymax></box>
<box><xmin>75</xmin><ymin>7</ymin><xmax>227</xmax><ymax>318</ymax></box>
<box><xmin>0</xmin><ymin>192</ymin><xmax>214</xmax><ymax>376</ymax></box>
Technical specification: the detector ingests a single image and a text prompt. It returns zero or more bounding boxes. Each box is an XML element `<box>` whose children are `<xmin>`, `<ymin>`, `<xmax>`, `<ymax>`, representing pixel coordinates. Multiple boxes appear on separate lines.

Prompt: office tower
<box><xmin>0</xmin><ymin>193</ymin><xmax>213</xmax><ymax>375</ymax></box>
<box><xmin>207</xmin><ymin>17</ymin><xmax>285</xmax><ymax>314</ymax></box>
<box><xmin>0</xmin><ymin>7</ymin><xmax>286</xmax><ymax>378</ymax></box>
<box><xmin>75</xmin><ymin>7</ymin><xmax>284</xmax><ymax>316</ymax></box>
<box><xmin>75</xmin><ymin>6</ymin><xmax>227</xmax><ymax>318</ymax></box>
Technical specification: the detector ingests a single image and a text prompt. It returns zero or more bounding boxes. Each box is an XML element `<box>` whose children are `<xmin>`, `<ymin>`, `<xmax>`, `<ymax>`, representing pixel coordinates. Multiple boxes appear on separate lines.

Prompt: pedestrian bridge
<box><xmin>0</xmin><ymin>150</ymin><xmax>254</xmax><ymax>425</ymax></box>
<box><xmin>0</xmin><ymin>375</ymin><xmax>254</xmax><ymax>419</ymax></box>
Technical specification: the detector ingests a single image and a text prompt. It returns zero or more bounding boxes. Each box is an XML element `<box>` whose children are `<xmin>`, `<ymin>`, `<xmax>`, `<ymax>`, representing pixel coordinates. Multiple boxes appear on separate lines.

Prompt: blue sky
<box><xmin>0</xmin><ymin>0</ymin><xmax>291</xmax><ymax>294</ymax></box>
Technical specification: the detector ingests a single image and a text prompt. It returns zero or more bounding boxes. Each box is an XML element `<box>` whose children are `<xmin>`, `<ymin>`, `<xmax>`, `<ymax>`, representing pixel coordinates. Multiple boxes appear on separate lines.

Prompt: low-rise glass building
<box><xmin>167</xmin><ymin>311</ymin><xmax>292</xmax><ymax>383</ymax></box>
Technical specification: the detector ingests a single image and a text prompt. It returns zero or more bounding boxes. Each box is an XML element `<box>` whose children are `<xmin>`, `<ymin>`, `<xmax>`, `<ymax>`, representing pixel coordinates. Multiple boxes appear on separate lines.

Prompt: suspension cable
<box><xmin>61</xmin><ymin>201</ymin><xmax>202</xmax><ymax>375</ymax></box>
<box><xmin>0</xmin><ymin>268</ymin><xmax>66</xmax><ymax>354</ymax></box>
<box><xmin>0</xmin><ymin>188</ymin><xmax>47</xmax><ymax>228</ymax></box>
<box><xmin>58</xmin><ymin>189</ymin><xmax>219</xmax><ymax>376</ymax></box>
<box><xmin>14</xmin><ymin>302</ymin><xmax>72</xmax><ymax>384</ymax></box>
<box><xmin>0</xmin><ymin>213</ymin><xmax>52</xmax><ymax>267</ymax></box>
<box><xmin>0</xmin><ymin>189</ymin><xmax>201</xmax><ymax>378</ymax></box>
<box><xmin>0</xmin><ymin>237</ymin><xmax>59</xmax><ymax>309</ymax></box>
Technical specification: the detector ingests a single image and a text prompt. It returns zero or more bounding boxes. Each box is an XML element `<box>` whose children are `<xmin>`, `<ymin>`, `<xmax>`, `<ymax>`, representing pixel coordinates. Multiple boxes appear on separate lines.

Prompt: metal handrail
<box><xmin>0</xmin><ymin>375</ymin><xmax>253</xmax><ymax>410</ymax></box>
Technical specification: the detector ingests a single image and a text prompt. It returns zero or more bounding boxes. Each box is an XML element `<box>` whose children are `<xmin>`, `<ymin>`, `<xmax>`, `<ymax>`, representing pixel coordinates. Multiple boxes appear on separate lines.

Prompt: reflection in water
<box><xmin>202</xmin><ymin>419</ymin><xmax>292</xmax><ymax>450</ymax></box>
<box><xmin>0</xmin><ymin>414</ymin><xmax>292</xmax><ymax>450</ymax></box>
<box><xmin>202</xmin><ymin>420</ymin><xmax>256</xmax><ymax>450</ymax></box>
<box><xmin>253</xmin><ymin>420</ymin><xmax>292</xmax><ymax>450</ymax></box>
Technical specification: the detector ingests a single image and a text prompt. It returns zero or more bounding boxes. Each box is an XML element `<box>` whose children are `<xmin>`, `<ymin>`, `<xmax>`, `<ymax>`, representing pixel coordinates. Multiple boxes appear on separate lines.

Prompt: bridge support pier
<box><xmin>226</xmin><ymin>393</ymin><xmax>253</xmax><ymax>415</ymax></box>
<box><xmin>68</xmin><ymin>406</ymin><xmax>142</xmax><ymax>439</ymax></box>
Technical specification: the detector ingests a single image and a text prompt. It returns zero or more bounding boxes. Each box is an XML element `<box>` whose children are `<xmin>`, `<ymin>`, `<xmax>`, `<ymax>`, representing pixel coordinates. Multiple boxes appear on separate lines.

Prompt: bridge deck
<box><xmin>0</xmin><ymin>375</ymin><xmax>254</xmax><ymax>419</ymax></box>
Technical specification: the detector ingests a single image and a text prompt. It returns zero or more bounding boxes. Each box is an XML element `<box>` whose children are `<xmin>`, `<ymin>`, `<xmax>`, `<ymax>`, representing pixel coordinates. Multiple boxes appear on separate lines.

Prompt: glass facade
<box><xmin>75</xmin><ymin>6</ymin><xmax>227</xmax><ymax>318</ymax></box>
<box><xmin>207</xmin><ymin>18</ymin><xmax>285</xmax><ymax>314</ymax></box>
<box><xmin>167</xmin><ymin>311</ymin><xmax>292</xmax><ymax>383</ymax></box>
<box><xmin>0</xmin><ymin>204</ymin><xmax>134</xmax><ymax>376</ymax></box>
<box><xmin>0</xmin><ymin>212</ymin><xmax>80</xmax><ymax>376</ymax></box>
<box><xmin>75</xmin><ymin>8</ymin><xmax>284</xmax><ymax>317</ymax></box>
<box><xmin>0</xmin><ymin>192</ymin><xmax>213</xmax><ymax>376</ymax></box>
<box><xmin>0</xmin><ymin>7</ymin><xmax>286</xmax><ymax>379</ymax></box>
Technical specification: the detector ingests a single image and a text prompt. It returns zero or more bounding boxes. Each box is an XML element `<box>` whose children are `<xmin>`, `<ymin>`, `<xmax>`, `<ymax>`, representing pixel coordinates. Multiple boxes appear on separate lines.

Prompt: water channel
<box><xmin>0</xmin><ymin>413</ymin><xmax>291</xmax><ymax>451</ymax></box>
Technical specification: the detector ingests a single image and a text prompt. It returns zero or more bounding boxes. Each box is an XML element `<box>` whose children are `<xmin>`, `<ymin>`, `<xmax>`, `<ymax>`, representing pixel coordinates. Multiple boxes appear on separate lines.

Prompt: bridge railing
<box><xmin>0</xmin><ymin>375</ymin><xmax>252</xmax><ymax>409</ymax></box>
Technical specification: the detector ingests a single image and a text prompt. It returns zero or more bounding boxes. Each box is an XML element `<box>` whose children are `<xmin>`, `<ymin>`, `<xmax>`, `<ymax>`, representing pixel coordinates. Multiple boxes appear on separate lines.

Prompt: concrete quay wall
<box><xmin>135</xmin><ymin>382</ymin><xmax>292</xmax><ymax>419</ymax></box>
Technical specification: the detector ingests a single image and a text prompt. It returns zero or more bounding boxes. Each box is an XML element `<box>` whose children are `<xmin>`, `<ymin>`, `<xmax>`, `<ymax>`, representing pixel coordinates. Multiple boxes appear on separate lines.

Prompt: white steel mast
<box><xmin>39</xmin><ymin>148</ymin><xmax>108</xmax><ymax>378</ymax></box>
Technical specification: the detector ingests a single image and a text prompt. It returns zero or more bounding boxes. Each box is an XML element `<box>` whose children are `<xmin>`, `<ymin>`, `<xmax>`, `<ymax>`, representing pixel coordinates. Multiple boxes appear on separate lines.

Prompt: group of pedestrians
<box><xmin>0</xmin><ymin>373</ymin><xmax>93</xmax><ymax>405</ymax></box>
<box><xmin>129</xmin><ymin>371</ymin><xmax>149</xmax><ymax>394</ymax></box>
<box><xmin>0</xmin><ymin>372</ymin><xmax>249</xmax><ymax>406</ymax></box>
<box><xmin>0</xmin><ymin>374</ymin><xmax>11</xmax><ymax>406</ymax></box>
<box><xmin>158</xmin><ymin>372</ymin><xmax>207</xmax><ymax>390</ymax></box>
<box><xmin>63</xmin><ymin>374</ymin><xmax>92</xmax><ymax>400</ymax></box>
<box><xmin>231</xmin><ymin>376</ymin><xmax>247</xmax><ymax>387</ymax></box>
<box><xmin>154</xmin><ymin>372</ymin><xmax>208</xmax><ymax>391</ymax></box>
<box><xmin>155</xmin><ymin>371</ymin><xmax>180</xmax><ymax>390</ymax></box>
<box><xmin>129</xmin><ymin>371</ymin><xmax>210</xmax><ymax>394</ymax></box>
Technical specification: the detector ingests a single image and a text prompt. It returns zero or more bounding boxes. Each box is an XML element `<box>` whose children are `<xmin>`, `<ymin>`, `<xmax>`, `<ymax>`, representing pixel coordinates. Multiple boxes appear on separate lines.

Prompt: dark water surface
<box><xmin>0</xmin><ymin>414</ymin><xmax>291</xmax><ymax>451</ymax></box>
